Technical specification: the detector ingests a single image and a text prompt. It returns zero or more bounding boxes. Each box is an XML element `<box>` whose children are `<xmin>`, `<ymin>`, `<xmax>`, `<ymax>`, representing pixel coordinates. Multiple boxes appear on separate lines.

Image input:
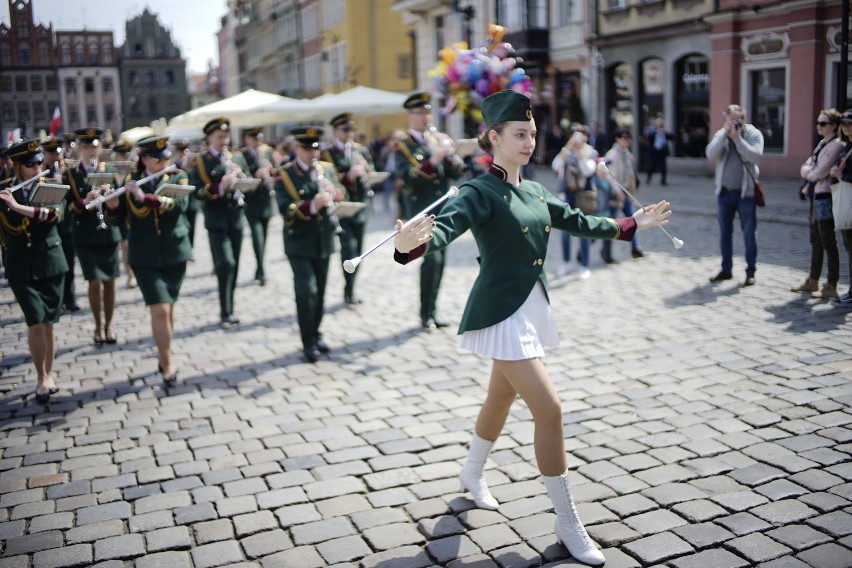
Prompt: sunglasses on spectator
<box><xmin>23</xmin><ymin>160</ymin><xmax>44</xmax><ymax>167</ymax></box>
<box><xmin>817</xmin><ymin>121</ymin><xmax>833</xmax><ymax>127</ymax></box>
<box><xmin>339</xmin><ymin>126</ymin><xmax>354</xmax><ymax>132</ymax></box>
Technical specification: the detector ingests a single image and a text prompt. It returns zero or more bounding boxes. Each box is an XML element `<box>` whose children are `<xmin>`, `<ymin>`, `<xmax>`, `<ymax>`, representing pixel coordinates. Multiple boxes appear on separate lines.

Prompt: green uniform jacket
<box><xmin>395</xmin><ymin>133</ymin><xmax>464</xmax><ymax>215</ymax></box>
<box><xmin>109</xmin><ymin>170</ymin><xmax>192</xmax><ymax>268</ymax></box>
<box><xmin>188</xmin><ymin>151</ymin><xmax>246</xmax><ymax>231</ymax></box>
<box><xmin>0</xmin><ymin>180</ymin><xmax>68</xmax><ymax>281</ymax></box>
<box><xmin>417</xmin><ymin>172</ymin><xmax>627</xmax><ymax>334</ymax></box>
<box><xmin>232</xmin><ymin>146</ymin><xmax>276</xmax><ymax>220</ymax></box>
<box><xmin>322</xmin><ymin>143</ymin><xmax>373</xmax><ymax>224</ymax></box>
<box><xmin>275</xmin><ymin>160</ymin><xmax>348</xmax><ymax>258</ymax></box>
<box><xmin>64</xmin><ymin>163</ymin><xmax>122</xmax><ymax>245</ymax></box>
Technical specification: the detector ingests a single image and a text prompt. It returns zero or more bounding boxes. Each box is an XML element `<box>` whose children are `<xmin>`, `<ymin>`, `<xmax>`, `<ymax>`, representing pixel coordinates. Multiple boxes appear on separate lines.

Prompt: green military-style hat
<box><xmin>7</xmin><ymin>139</ymin><xmax>44</xmax><ymax>164</ymax></box>
<box><xmin>137</xmin><ymin>136</ymin><xmax>172</xmax><ymax>159</ymax></box>
<box><xmin>403</xmin><ymin>92</ymin><xmax>431</xmax><ymax>110</ymax></box>
<box><xmin>329</xmin><ymin>112</ymin><xmax>353</xmax><ymax>128</ymax></box>
<box><xmin>480</xmin><ymin>90</ymin><xmax>533</xmax><ymax>128</ymax></box>
<box><xmin>112</xmin><ymin>139</ymin><xmax>133</xmax><ymax>154</ymax></box>
<box><xmin>243</xmin><ymin>126</ymin><xmax>263</xmax><ymax>138</ymax></box>
<box><xmin>203</xmin><ymin>117</ymin><xmax>230</xmax><ymax>136</ymax></box>
<box><xmin>291</xmin><ymin>126</ymin><xmax>324</xmax><ymax>149</ymax></box>
<box><xmin>41</xmin><ymin>138</ymin><xmax>62</xmax><ymax>153</ymax></box>
<box><xmin>74</xmin><ymin>127</ymin><xmax>104</xmax><ymax>146</ymax></box>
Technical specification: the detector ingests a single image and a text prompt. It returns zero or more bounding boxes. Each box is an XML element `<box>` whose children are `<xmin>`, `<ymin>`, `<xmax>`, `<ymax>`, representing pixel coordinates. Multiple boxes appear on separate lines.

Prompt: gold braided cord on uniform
<box><xmin>0</xmin><ymin>210</ymin><xmax>31</xmax><ymax>248</ymax></box>
<box><xmin>397</xmin><ymin>140</ymin><xmax>436</xmax><ymax>181</ymax></box>
<box><xmin>278</xmin><ymin>164</ymin><xmax>307</xmax><ymax>225</ymax></box>
<box><xmin>194</xmin><ymin>154</ymin><xmax>214</xmax><ymax>198</ymax></box>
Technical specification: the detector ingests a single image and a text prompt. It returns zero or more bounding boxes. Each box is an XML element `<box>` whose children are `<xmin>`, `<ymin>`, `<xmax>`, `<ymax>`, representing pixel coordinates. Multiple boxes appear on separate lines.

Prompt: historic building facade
<box><xmin>117</xmin><ymin>8</ymin><xmax>189</xmax><ymax>130</ymax></box>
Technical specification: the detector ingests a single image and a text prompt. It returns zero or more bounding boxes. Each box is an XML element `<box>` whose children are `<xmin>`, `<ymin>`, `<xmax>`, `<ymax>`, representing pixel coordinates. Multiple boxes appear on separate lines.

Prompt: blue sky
<box><xmin>2</xmin><ymin>0</ymin><xmax>225</xmax><ymax>74</ymax></box>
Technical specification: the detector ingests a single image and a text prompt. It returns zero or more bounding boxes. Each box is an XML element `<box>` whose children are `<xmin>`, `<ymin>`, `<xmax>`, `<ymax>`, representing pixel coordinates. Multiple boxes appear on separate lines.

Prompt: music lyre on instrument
<box><xmin>221</xmin><ymin>148</ymin><xmax>247</xmax><ymax>207</ymax></box>
<box><xmin>87</xmin><ymin>159</ymin><xmax>110</xmax><ymax>231</ymax></box>
<box><xmin>311</xmin><ymin>159</ymin><xmax>343</xmax><ymax>235</ymax></box>
<box><xmin>343</xmin><ymin>186</ymin><xmax>459</xmax><ymax>273</ymax></box>
<box><xmin>86</xmin><ymin>166</ymin><xmax>178</xmax><ymax>210</ymax></box>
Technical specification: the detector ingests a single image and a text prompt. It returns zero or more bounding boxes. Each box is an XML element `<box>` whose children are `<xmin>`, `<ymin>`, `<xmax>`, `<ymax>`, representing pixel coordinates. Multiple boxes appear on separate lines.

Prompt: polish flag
<box><xmin>49</xmin><ymin>106</ymin><xmax>61</xmax><ymax>137</ymax></box>
<box><xmin>7</xmin><ymin>129</ymin><xmax>20</xmax><ymax>143</ymax></box>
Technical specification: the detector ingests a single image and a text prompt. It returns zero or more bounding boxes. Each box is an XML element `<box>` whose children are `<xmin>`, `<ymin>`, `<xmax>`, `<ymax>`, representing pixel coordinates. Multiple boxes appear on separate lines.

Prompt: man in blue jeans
<box><xmin>705</xmin><ymin>104</ymin><xmax>765</xmax><ymax>286</ymax></box>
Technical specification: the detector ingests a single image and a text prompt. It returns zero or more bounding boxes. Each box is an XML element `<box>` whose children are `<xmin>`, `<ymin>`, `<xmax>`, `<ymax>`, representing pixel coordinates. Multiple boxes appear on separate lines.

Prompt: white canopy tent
<box><xmin>118</xmin><ymin>126</ymin><xmax>155</xmax><ymax>144</ymax></box>
<box><xmin>167</xmin><ymin>89</ymin><xmax>308</xmax><ymax>131</ymax></box>
<box><xmin>257</xmin><ymin>86</ymin><xmax>409</xmax><ymax>122</ymax></box>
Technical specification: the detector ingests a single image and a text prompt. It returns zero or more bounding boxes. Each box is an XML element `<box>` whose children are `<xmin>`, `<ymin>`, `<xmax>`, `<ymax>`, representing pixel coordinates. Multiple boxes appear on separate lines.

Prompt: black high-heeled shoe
<box><xmin>104</xmin><ymin>330</ymin><xmax>118</xmax><ymax>345</ymax></box>
<box><xmin>34</xmin><ymin>390</ymin><xmax>51</xmax><ymax>404</ymax></box>
<box><xmin>159</xmin><ymin>365</ymin><xmax>178</xmax><ymax>385</ymax></box>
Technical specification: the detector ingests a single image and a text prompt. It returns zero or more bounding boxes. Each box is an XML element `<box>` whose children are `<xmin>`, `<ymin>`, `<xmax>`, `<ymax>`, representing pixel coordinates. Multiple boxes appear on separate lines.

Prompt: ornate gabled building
<box><xmin>0</xmin><ymin>0</ymin><xmax>60</xmax><ymax>139</ymax></box>
<box><xmin>118</xmin><ymin>8</ymin><xmax>189</xmax><ymax>129</ymax></box>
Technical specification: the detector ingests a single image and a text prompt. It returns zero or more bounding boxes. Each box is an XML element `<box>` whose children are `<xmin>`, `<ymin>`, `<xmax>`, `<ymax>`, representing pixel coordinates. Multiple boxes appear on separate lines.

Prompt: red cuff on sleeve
<box><xmin>142</xmin><ymin>194</ymin><xmax>161</xmax><ymax>208</ymax></box>
<box><xmin>420</xmin><ymin>160</ymin><xmax>437</xmax><ymax>176</ymax></box>
<box><xmin>342</xmin><ymin>171</ymin><xmax>355</xmax><ymax>187</ymax></box>
<box><xmin>210</xmin><ymin>183</ymin><xmax>221</xmax><ymax>197</ymax></box>
<box><xmin>615</xmin><ymin>217</ymin><xmax>637</xmax><ymax>242</ymax></box>
<box><xmin>394</xmin><ymin>243</ymin><xmax>427</xmax><ymax>265</ymax></box>
<box><xmin>75</xmin><ymin>199</ymin><xmax>87</xmax><ymax>211</ymax></box>
<box><xmin>298</xmin><ymin>200</ymin><xmax>313</xmax><ymax>217</ymax></box>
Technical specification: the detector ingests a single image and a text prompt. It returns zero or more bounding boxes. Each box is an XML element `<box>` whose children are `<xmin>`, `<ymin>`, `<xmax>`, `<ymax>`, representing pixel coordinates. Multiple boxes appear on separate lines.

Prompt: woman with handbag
<box><xmin>393</xmin><ymin>90</ymin><xmax>672</xmax><ymax>566</ymax></box>
<box><xmin>829</xmin><ymin>109</ymin><xmax>852</xmax><ymax>305</ymax></box>
<box><xmin>793</xmin><ymin>108</ymin><xmax>843</xmax><ymax>299</ymax></box>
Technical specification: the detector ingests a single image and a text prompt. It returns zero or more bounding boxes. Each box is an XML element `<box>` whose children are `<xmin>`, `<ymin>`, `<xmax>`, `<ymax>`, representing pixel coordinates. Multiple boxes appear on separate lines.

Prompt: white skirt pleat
<box><xmin>459</xmin><ymin>281</ymin><xmax>559</xmax><ymax>360</ymax></box>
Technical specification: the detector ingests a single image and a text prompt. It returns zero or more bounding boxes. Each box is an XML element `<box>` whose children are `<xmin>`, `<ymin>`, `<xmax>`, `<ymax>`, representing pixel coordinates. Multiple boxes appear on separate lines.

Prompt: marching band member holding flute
<box><xmin>63</xmin><ymin>127</ymin><xmax>121</xmax><ymax>346</ymax></box>
<box><xmin>395</xmin><ymin>92</ymin><xmax>464</xmax><ymax>329</ymax></box>
<box><xmin>323</xmin><ymin>112</ymin><xmax>375</xmax><ymax>305</ymax></box>
<box><xmin>393</xmin><ymin>90</ymin><xmax>672</xmax><ymax>566</ymax></box>
<box><xmin>43</xmin><ymin>138</ymin><xmax>80</xmax><ymax>313</ymax></box>
<box><xmin>232</xmin><ymin>127</ymin><xmax>276</xmax><ymax>286</ymax></box>
<box><xmin>104</xmin><ymin>136</ymin><xmax>191</xmax><ymax>385</ymax></box>
<box><xmin>188</xmin><ymin>117</ymin><xmax>248</xmax><ymax>327</ymax></box>
<box><xmin>0</xmin><ymin>140</ymin><xmax>68</xmax><ymax>404</ymax></box>
<box><xmin>275</xmin><ymin>127</ymin><xmax>348</xmax><ymax>363</ymax></box>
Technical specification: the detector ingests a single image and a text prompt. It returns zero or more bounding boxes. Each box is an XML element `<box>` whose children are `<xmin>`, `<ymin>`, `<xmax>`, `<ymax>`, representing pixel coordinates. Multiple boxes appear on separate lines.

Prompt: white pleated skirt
<box><xmin>459</xmin><ymin>281</ymin><xmax>559</xmax><ymax>360</ymax></box>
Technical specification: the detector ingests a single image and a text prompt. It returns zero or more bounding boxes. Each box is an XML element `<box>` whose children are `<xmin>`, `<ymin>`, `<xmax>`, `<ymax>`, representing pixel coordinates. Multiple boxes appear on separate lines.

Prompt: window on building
<box><xmin>102</xmin><ymin>77</ymin><xmax>112</xmax><ymax>92</ymax></box>
<box><xmin>89</xmin><ymin>42</ymin><xmax>99</xmax><ymax>65</ymax></box>
<box><xmin>608</xmin><ymin>0</ymin><xmax>627</xmax><ymax>8</ymax></box>
<box><xmin>33</xmin><ymin>101</ymin><xmax>45</xmax><ymax>122</ymax></box>
<box><xmin>0</xmin><ymin>76</ymin><xmax>11</xmax><ymax>91</ymax></box>
<box><xmin>129</xmin><ymin>96</ymin><xmax>141</xmax><ymax>117</ymax></box>
<box><xmin>18</xmin><ymin>101</ymin><xmax>29</xmax><ymax>122</ymax></box>
<box><xmin>398</xmin><ymin>54</ymin><xmax>413</xmax><ymax>79</ymax></box>
<box><xmin>134</xmin><ymin>42</ymin><xmax>143</xmax><ymax>56</ymax></box>
<box><xmin>301</xmin><ymin>4</ymin><xmax>318</xmax><ymax>41</ymax></box>
<box><xmin>46</xmin><ymin>75</ymin><xmax>57</xmax><ymax>90</ymax></box>
<box><xmin>750</xmin><ymin>67</ymin><xmax>786</xmax><ymax>153</ymax></box>
<box><xmin>130</xmin><ymin>70</ymin><xmax>139</xmax><ymax>85</ymax></box>
<box><xmin>496</xmin><ymin>0</ymin><xmax>547</xmax><ymax>28</ymax></box>
<box><xmin>75</xmin><ymin>42</ymin><xmax>85</xmax><ymax>65</ymax></box>
<box><xmin>435</xmin><ymin>15</ymin><xmax>445</xmax><ymax>56</ymax></box>
<box><xmin>16</xmin><ymin>24</ymin><xmax>28</xmax><ymax>38</ymax></box>
<box><xmin>86</xmin><ymin>105</ymin><xmax>96</xmax><ymax>123</ymax></box>
<box><xmin>145</xmin><ymin>71</ymin><xmax>155</xmax><ymax>85</ymax></box>
<box><xmin>304</xmin><ymin>54</ymin><xmax>321</xmax><ymax>91</ymax></box>
<box><xmin>102</xmin><ymin>41</ymin><xmax>112</xmax><ymax>65</ymax></box>
<box><xmin>19</xmin><ymin>46</ymin><xmax>30</xmax><ymax>67</ymax></box>
<box><xmin>148</xmin><ymin>96</ymin><xmax>157</xmax><ymax>115</ymax></box>
<box><xmin>30</xmin><ymin>75</ymin><xmax>42</xmax><ymax>91</ymax></box>
<box><xmin>164</xmin><ymin>70</ymin><xmax>175</xmax><ymax>85</ymax></box>
<box><xmin>60</xmin><ymin>43</ymin><xmax>71</xmax><ymax>65</ymax></box>
<box><xmin>38</xmin><ymin>41</ymin><xmax>49</xmax><ymax>64</ymax></box>
<box><xmin>166</xmin><ymin>94</ymin><xmax>177</xmax><ymax>114</ymax></box>
<box><xmin>65</xmin><ymin>78</ymin><xmax>76</xmax><ymax>94</ymax></box>
<box><xmin>0</xmin><ymin>46</ymin><xmax>11</xmax><ymax>67</ymax></box>
<box><xmin>15</xmin><ymin>75</ymin><xmax>27</xmax><ymax>91</ymax></box>
<box><xmin>157</xmin><ymin>43</ymin><xmax>166</xmax><ymax>57</ymax></box>
<box><xmin>105</xmin><ymin>104</ymin><xmax>114</xmax><ymax>122</ymax></box>
<box><xmin>322</xmin><ymin>0</ymin><xmax>344</xmax><ymax>29</ymax></box>
<box><xmin>2</xmin><ymin>102</ymin><xmax>13</xmax><ymax>122</ymax></box>
<box><xmin>84</xmin><ymin>77</ymin><xmax>94</xmax><ymax>93</ymax></box>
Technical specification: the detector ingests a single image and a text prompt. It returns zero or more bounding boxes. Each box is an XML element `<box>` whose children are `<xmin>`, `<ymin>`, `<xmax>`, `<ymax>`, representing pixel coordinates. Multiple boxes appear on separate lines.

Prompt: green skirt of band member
<box><xmin>76</xmin><ymin>242</ymin><xmax>121</xmax><ymax>281</ymax></box>
<box><xmin>9</xmin><ymin>273</ymin><xmax>65</xmax><ymax>326</ymax></box>
<box><xmin>132</xmin><ymin>263</ymin><xmax>187</xmax><ymax>305</ymax></box>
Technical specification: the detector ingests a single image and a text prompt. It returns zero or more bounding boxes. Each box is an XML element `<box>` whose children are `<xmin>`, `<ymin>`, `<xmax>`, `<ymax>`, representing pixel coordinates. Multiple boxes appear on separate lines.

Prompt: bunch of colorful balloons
<box><xmin>429</xmin><ymin>24</ymin><xmax>532</xmax><ymax>125</ymax></box>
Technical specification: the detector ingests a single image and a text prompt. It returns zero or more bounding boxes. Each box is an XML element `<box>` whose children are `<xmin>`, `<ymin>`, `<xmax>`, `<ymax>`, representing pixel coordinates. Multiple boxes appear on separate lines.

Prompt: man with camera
<box><xmin>705</xmin><ymin>104</ymin><xmax>764</xmax><ymax>287</ymax></box>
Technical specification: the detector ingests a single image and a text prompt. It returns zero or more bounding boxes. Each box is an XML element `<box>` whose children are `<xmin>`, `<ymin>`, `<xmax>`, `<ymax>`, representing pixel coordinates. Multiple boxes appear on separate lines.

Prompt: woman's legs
<box><xmin>103</xmin><ymin>280</ymin><xmax>116</xmax><ymax>337</ymax></box>
<box><xmin>28</xmin><ymin>323</ymin><xmax>57</xmax><ymax>394</ymax></box>
<box><xmin>88</xmin><ymin>280</ymin><xmax>103</xmax><ymax>339</ymax></box>
<box><xmin>150</xmin><ymin>303</ymin><xmax>175</xmax><ymax>375</ymax></box>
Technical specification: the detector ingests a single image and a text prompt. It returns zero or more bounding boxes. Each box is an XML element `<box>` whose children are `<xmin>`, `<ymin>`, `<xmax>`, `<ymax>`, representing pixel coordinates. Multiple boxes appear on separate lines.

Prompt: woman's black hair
<box><xmin>477</xmin><ymin>121</ymin><xmax>508</xmax><ymax>154</ymax></box>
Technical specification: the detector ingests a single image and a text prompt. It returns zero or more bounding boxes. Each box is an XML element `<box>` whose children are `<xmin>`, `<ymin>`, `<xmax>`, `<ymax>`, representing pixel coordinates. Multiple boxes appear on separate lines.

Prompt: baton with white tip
<box><xmin>343</xmin><ymin>186</ymin><xmax>459</xmax><ymax>273</ymax></box>
<box><xmin>596</xmin><ymin>162</ymin><xmax>683</xmax><ymax>249</ymax></box>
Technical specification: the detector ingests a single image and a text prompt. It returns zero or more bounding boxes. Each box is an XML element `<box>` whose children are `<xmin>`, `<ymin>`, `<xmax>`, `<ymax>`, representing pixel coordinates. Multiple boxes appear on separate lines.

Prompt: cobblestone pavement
<box><xmin>1</xmin><ymin>167</ymin><xmax>850</xmax><ymax>568</ymax></box>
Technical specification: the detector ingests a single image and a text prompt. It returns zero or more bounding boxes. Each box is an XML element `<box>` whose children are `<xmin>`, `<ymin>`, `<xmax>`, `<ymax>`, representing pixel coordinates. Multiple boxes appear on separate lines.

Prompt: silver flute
<box><xmin>90</xmin><ymin>158</ymin><xmax>108</xmax><ymax>231</ymax></box>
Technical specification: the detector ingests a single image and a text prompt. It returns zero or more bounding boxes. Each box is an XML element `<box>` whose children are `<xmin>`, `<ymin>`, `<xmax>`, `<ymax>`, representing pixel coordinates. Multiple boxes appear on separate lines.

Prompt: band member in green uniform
<box><xmin>395</xmin><ymin>92</ymin><xmax>464</xmax><ymax>328</ymax></box>
<box><xmin>233</xmin><ymin>127</ymin><xmax>276</xmax><ymax>286</ymax></box>
<box><xmin>323</xmin><ymin>113</ymin><xmax>374</xmax><ymax>304</ymax></box>
<box><xmin>394</xmin><ymin>90</ymin><xmax>673</xmax><ymax>567</ymax></box>
<box><xmin>111</xmin><ymin>139</ymin><xmax>137</xmax><ymax>289</ymax></box>
<box><xmin>187</xmin><ymin>117</ymin><xmax>248</xmax><ymax>326</ymax></box>
<box><xmin>63</xmin><ymin>127</ymin><xmax>121</xmax><ymax>346</ymax></box>
<box><xmin>276</xmin><ymin>127</ymin><xmax>347</xmax><ymax>363</ymax></box>
<box><xmin>42</xmin><ymin>138</ymin><xmax>79</xmax><ymax>313</ymax></box>
<box><xmin>172</xmin><ymin>139</ymin><xmax>200</xmax><ymax>253</ymax></box>
<box><xmin>104</xmin><ymin>136</ymin><xmax>191</xmax><ymax>385</ymax></box>
<box><xmin>0</xmin><ymin>139</ymin><xmax>69</xmax><ymax>403</ymax></box>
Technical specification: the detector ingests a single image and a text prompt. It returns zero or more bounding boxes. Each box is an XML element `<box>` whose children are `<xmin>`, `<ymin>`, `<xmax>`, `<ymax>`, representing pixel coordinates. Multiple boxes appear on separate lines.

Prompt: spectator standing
<box><xmin>604</xmin><ymin>129</ymin><xmax>644</xmax><ymax>259</ymax></box>
<box><xmin>793</xmin><ymin>108</ymin><xmax>843</xmax><ymax>299</ymax></box>
<box><xmin>645</xmin><ymin>117</ymin><xmax>673</xmax><ymax>185</ymax></box>
<box><xmin>588</xmin><ymin>121</ymin><xmax>609</xmax><ymax>157</ymax></box>
<box><xmin>830</xmin><ymin>109</ymin><xmax>852</xmax><ymax>305</ymax></box>
<box><xmin>705</xmin><ymin>104</ymin><xmax>764</xmax><ymax>286</ymax></box>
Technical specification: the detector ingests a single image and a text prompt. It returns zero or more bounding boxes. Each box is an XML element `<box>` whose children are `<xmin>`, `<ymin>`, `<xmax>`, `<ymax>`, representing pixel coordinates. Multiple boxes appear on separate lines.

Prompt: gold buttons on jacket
<box><xmin>539</xmin><ymin>196</ymin><xmax>545</xmax><ymax>202</ymax></box>
<box><xmin>503</xmin><ymin>195</ymin><xmax>508</xmax><ymax>202</ymax></box>
<box><xmin>544</xmin><ymin>226</ymin><xmax>551</xmax><ymax>233</ymax></box>
<box><xmin>523</xmin><ymin>226</ymin><xmax>529</xmax><ymax>233</ymax></box>
<box><xmin>532</xmin><ymin>258</ymin><xmax>543</xmax><ymax>266</ymax></box>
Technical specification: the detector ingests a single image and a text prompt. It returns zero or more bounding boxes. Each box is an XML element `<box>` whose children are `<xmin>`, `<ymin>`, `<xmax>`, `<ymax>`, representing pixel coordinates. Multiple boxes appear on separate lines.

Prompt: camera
<box><xmin>732</xmin><ymin>119</ymin><xmax>743</xmax><ymax>129</ymax></box>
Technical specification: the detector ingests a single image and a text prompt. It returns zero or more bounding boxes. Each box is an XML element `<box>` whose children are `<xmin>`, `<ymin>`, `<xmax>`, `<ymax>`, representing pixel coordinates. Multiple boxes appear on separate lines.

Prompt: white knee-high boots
<box><xmin>542</xmin><ymin>471</ymin><xmax>606</xmax><ymax>566</ymax></box>
<box><xmin>459</xmin><ymin>434</ymin><xmax>499</xmax><ymax>510</ymax></box>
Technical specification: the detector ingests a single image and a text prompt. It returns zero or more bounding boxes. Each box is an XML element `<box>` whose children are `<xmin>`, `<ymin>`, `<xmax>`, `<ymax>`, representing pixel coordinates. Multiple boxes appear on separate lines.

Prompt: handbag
<box><xmin>830</xmin><ymin>146</ymin><xmax>852</xmax><ymax>230</ymax></box>
<box><xmin>576</xmin><ymin>186</ymin><xmax>598</xmax><ymax>214</ymax></box>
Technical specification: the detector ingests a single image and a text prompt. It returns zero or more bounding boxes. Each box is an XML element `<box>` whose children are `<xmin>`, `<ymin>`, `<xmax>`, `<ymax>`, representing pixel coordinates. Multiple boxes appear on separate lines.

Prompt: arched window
<box><xmin>102</xmin><ymin>40</ymin><xmax>112</xmax><ymax>64</ymax></box>
<box><xmin>74</xmin><ymin>42</ymin><xmax>85</xmax><ymax>65</ymax></box>
<box><xmin>60</xmin><ymin>41</ymin><xmax>71</xmax><ymax>65</ymax></box>
<box><xmin>88</xmin><ymin>41</ymin><xmax>99</xmax><ymax>66</ymax></box>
